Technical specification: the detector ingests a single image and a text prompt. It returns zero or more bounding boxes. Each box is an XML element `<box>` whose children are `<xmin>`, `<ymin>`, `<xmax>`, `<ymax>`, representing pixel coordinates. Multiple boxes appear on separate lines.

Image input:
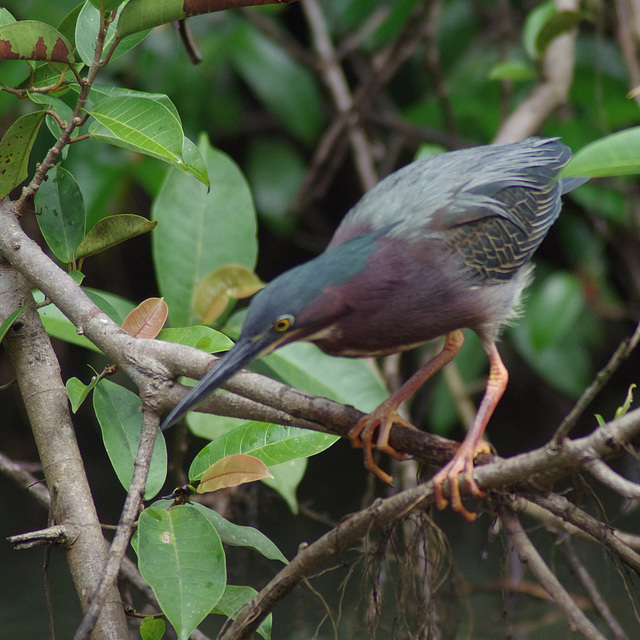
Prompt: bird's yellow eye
<box><xmin>273</xmin><ymin>314</ymin><xmax>294</xmax><ymax>332</ymax></box>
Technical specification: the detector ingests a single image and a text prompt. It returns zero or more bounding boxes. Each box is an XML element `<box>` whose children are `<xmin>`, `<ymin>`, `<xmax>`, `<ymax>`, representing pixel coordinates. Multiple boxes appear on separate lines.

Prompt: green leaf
<box><xmin>152</xmin><ymin>134</ymin><xmax>257</xmax><ymax>327</ymax></box>
<box><xmin>560</xmin><ymin>127</ymin><xmax>640</xmax><ymax>178</ymax></box>
<box><xmin>87</xmin><ymin>95</ymin><xmax>207</xmax><ymax>185</ymax></box>
<box><xmin>93</xmin><ymin>379</ymin><xmax>167</xmax><ymax>499</ymax></box>
<box><xmin>66</xmin><ymin>375</ymin><xmax>97</xmax><ymax>413</ymax></box>
<box><xmin>231</xmin><ymin>19</ymin><xmax>322</xmax><ymax>145</ymax></box>
<box><xmin>139</xmin><ymin>616</ymin><xmax>165</xmax><ymax>640</ymax></box>
<box><xmin>137</xmin><ymin>505</ymin><xmax>226</xmax><ymax>640</ymax></box>
<box><xmin>57</xmin><ymin>4</ymin><xmax>83</xmax><ymax>48</ymax></box>
<box><xmin>38</xmin><ymin>299</ymin><xmax>101</xmax><ymax>352</ymax></box>
<box><xmin>259</xmin><ymin>341</ymin><xmax>388</xmax><ymax>412</ymax></box>
<box><xmin>75</xmin><ymin>2</ymin><xmax>150</xmax><ymax>67</ymax></box>
<box><xmin>212</xmin><ymin>585</ymin><xmax>271</xmax><ymax>640</ymax></box>
<box><xmin>75</xmin><ymin>214</ymin><xmax>157</xmax><ymax>259</ymax></box>
<box><xmin>0</xmin><ymin>8</ymin><xmax>16</xmax><ymax>26</ymax></box>
<box><xmin>35</xmin><ymin>165</ymin><xmax>86</xmax><ymax>263</ymax></box>
<box><xmin>536</xmin><ymin>11</ymin><xmax>585</xmax><ymax>57</ymax></box>
<box><xmin>117</xmin><ymin>0</ymin><xmax>189</xmax><ymax>38</ymax></box>
<box><xmin>158</xmin><ymin>326</ymin><xmax>235</xmax><ymax>353</ymax></box>
<box><xmin>189</xmin><ymin>421</ymin><xmax>337</xmax><ymax>481</ymax></box>
<box><xmin>523</xmin><ymin>2</ymin><xmax>556</xmax><ymax>60</ymax></box>
<box><xmin>0</xmin><ymin>21</ymin><xmax>74</xmax><ymax>63</ymax></box>
<box><xmin>89</xmin><ymin>95</ymin><xmax>183</xmax><ymax>159</ymax></box>
<box><xmin>180</xmin><ymin>135</ymin><xmax>209</xmax><ymax>187</ymax></box>
<box><xmin>191</xmin><ymin>502</ymin><xmax>287</xmax><ymax>564</ymax></box>
<box><xmin>511</xmin><ymin>273</ymin><xmax>593</xmax><ymax>397</ymax></box>
<box><xmin>522</xmin><ymin>272</ymin><xmax>586</xmax><ymax>352</ymax></box>
<box><xmin>0</xmin><ymin>110</ymin><xmax>46</xmax><ymax>199</ymax></box>
<box><xmin>488</xmin><ymin>59</ymin><xmax>536</xmax><ymax>82</ymax></box>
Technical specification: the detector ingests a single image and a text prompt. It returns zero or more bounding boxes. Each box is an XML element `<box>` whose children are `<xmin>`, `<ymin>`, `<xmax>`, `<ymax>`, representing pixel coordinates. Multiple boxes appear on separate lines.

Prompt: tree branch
<box><xmin>497</xmin><ymin>499</ymin><xmax>608</xmax><ymax>640</ymax></box>
<box><xmin>74</xmin><ymin>409</ymin><xmax>159</xmax><ymax>640</ymax></box>
<box><xmin>0</xmin><ymin>260</ymin><xmax>128</xmax><ymax>640</ymax></box>
<box><xmin>495</xmin><ymin>0</ymin><xmax>580</xmax><ymax>144</ymax></box>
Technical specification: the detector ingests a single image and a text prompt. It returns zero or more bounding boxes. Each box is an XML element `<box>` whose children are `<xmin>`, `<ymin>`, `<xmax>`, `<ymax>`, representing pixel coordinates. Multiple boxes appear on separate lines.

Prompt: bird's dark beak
<box><xmin>160</xmin><ymin>336</ymin><xmax>269</xmax><ymax>432</ymax></box>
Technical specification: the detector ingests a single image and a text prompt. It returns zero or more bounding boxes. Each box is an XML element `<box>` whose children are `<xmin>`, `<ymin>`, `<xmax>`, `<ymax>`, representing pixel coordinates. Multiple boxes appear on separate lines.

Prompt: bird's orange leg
<box><xmin>431</xmin><ymin>343</ymin><xmax>507</xmax><ymax>521</ymax></box>
<box><xmin>349</xmin><ymin>330</ymin><xmax>465</xmax><ymax>484</ymax></box>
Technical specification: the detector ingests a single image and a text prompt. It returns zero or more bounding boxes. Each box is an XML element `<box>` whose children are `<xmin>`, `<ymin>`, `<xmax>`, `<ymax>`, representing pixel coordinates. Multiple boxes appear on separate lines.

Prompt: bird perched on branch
<box><xmin>161</xmin><ymin>137</ymin><xmax>585</xmax><ymax>521</ymax></box>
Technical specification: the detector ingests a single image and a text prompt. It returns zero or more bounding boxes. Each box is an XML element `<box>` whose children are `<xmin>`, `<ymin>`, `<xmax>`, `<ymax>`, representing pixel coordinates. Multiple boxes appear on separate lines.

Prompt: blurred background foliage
<box><xmin>2</xmin><ymin>0</ymin><xmax>640</xmax><ymax>638</ymax></box>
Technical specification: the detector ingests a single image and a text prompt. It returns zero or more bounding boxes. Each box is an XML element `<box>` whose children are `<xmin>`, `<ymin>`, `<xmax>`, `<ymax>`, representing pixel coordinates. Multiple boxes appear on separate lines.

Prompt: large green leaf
<box><xmin>88</xmin><ymin>95</ymin><xmax>207</xmax><ymax>185</ymax></box>
<box><xmin>189</xmin><ymin>421</ymin><xmax>337</xmax><ymax>481</ymax></box>
<box><xmin>0</xmin><ymin>20</ymin><xmax>73</xmax><ymax>63</ymax></box>
<box><xmin>93</xmin><ymin>379</ymin><xmax>167</xmax><ymax>499</ymax></box>
<box><xmin>88</xmin><ymin>96</ymin><xmax>182</xmax><ymax>159</ymax></box>
<box><xmin>152</xmin><ymin>134</ymin><xmax>257</xmax><ymax>327</ymax></box>
<box><xmin>512</xmin><ymin>272</ymin><xmax>593</xmax><ymax>398</ymax></box>
<box><xmin>0</xmin><ymin>110</ymin><xmax>46</xmax><ymax>199</ymax></box>
<box><xmin>34</xmin><ymin>164</ymin><xmax>86</xmax><ymax>263</ymax></box>
<box><xmin>560</xmin><ymin>127</ymin><xmax>640</xmax><ymax>178</ymax></box>
<box><xmin>137</xmin><ymin>505</ymin><xmax>226</xmax><ymax>640</ymax></box>
<box><xmin>260</xmin><ymin>342</ymin><xmax>388</xmax><ymax>412</ymax></box>
<box><xmin>191</xmin><ymin>502</ymin><xmax>287</xmax><ymax>564</ymax></box>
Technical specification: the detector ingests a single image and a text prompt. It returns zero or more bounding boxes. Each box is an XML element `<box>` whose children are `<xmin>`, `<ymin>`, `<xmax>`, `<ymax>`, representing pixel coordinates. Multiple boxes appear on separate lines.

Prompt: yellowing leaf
<box><xmin>196</xmin><ymin>454</ymin><xmax>273</xmax><ymax>493</ymax></box>
<box><xmin>193</xmin><ymin>265</ymin><xmax>264</xmax><ymax>324</ymax></box>
<box><xmin>122</xmin><ymin>297</ymin><xmax>168</xmax><ymax>339</ymax></box>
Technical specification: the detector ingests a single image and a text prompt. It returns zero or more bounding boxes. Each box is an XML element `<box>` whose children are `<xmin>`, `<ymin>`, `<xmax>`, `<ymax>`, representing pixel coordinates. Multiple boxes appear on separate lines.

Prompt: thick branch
<box><xmin>0</xmin><ymin>261</ymin><xmax>128</xmax><ymax>639</ymax></box>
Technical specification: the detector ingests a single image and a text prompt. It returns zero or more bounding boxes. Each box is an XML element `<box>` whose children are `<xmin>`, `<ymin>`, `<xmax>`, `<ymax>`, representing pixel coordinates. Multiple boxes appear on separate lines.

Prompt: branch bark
<box><xmin>0</xmin><ymin>259</ymin><xmax>128</xmax><ymax>639</ymax></box>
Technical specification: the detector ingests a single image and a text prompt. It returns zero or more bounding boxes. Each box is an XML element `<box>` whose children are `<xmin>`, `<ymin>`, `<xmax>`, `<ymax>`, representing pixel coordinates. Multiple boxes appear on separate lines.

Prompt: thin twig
<box><xmin>528</xmin><ymin>493</ymin><xmax>640</xmax><ymax>574</ymax></box>
<box><xmin>301</xmin><ymin>0</ymin><xmax>378</xmax><ymax>190</ymax></box>
<box><xmin>558</xmin><ymin>533</ymin><xmax>629</xmax><ymax>640</ymax></box>
<box><xmin>291</xmin><ymin>1</ymin><xmax>435</xmax><ymax>210</ymax></box>
<box><xmin>497</xmin><ymin>499</ymin><xmax>608</xmax><ymax>640</ymax></box>
<box><xmin>551</xmin><ymin>317</ymin><xmax>640</xmax><ymax>444</ymax></box>
<box><xmin>74</xmin><ymin>410</ymin><xmax>159</xmax><ymax>640</ymax></box>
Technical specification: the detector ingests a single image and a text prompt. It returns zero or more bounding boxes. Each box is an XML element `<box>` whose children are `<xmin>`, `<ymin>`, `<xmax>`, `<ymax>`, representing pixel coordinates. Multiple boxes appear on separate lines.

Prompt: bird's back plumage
<box><xmin>330</xmin><ymin>137</ymin><xmax>577</xmax><ymax>286</ymax></box>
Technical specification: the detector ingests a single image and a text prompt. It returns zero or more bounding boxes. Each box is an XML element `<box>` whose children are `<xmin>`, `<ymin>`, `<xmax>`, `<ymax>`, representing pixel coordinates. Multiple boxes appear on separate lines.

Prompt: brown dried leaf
<box><xmin>122</xmin><ymin>297</ymin><xmax>168</xmax><ymax>339</ymax></box>
<box><xmin>196</xmin><ymin>454</ymin><xmax>273</xmax><ymax>493</ymax></box>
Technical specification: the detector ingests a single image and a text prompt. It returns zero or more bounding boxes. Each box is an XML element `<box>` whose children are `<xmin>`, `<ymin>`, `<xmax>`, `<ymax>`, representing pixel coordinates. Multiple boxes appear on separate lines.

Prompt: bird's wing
<box><xmin>434</xmin><ymin>175</ymin><xmax>564</xmax><ymax>284</ymax></box>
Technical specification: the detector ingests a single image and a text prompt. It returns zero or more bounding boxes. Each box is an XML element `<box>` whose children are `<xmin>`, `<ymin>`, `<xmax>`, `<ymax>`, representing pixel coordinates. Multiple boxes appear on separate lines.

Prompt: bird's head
<box><xmin>161</xmin><ymin>230</ymin><xmax>387</xmax><ymax>430</ymax></box>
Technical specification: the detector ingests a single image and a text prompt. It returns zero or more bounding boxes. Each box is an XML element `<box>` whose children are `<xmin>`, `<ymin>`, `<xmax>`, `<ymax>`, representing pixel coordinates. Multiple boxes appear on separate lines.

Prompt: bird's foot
<box><xmin>431</xmin><ymin>440</ymin><xmax>491</xmax><ymax>522</ymax></box>
<box><xmin>348</xmin><ymin>407</ymin><xmax>416</xmax><ymax>484</ymax></box>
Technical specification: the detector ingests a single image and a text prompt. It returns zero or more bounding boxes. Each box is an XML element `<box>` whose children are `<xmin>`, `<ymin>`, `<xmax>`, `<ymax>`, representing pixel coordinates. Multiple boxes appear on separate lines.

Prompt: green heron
<box><xmin>161</xmin><ymin>137</ymin><xmax>584</xmax><ymax>520</ymax></box>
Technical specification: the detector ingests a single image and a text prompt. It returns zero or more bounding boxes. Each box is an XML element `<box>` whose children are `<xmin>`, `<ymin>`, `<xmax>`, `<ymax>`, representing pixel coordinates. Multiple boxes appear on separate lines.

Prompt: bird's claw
<box><xmin>431</xmin><ymin>441</ymin><xmax>490</xmax><ymax>522</ymax></box>
<box><xmin>349</xmin><ymin>409</ymin><xmax>415</xmax><ymax>484</ymax></box>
